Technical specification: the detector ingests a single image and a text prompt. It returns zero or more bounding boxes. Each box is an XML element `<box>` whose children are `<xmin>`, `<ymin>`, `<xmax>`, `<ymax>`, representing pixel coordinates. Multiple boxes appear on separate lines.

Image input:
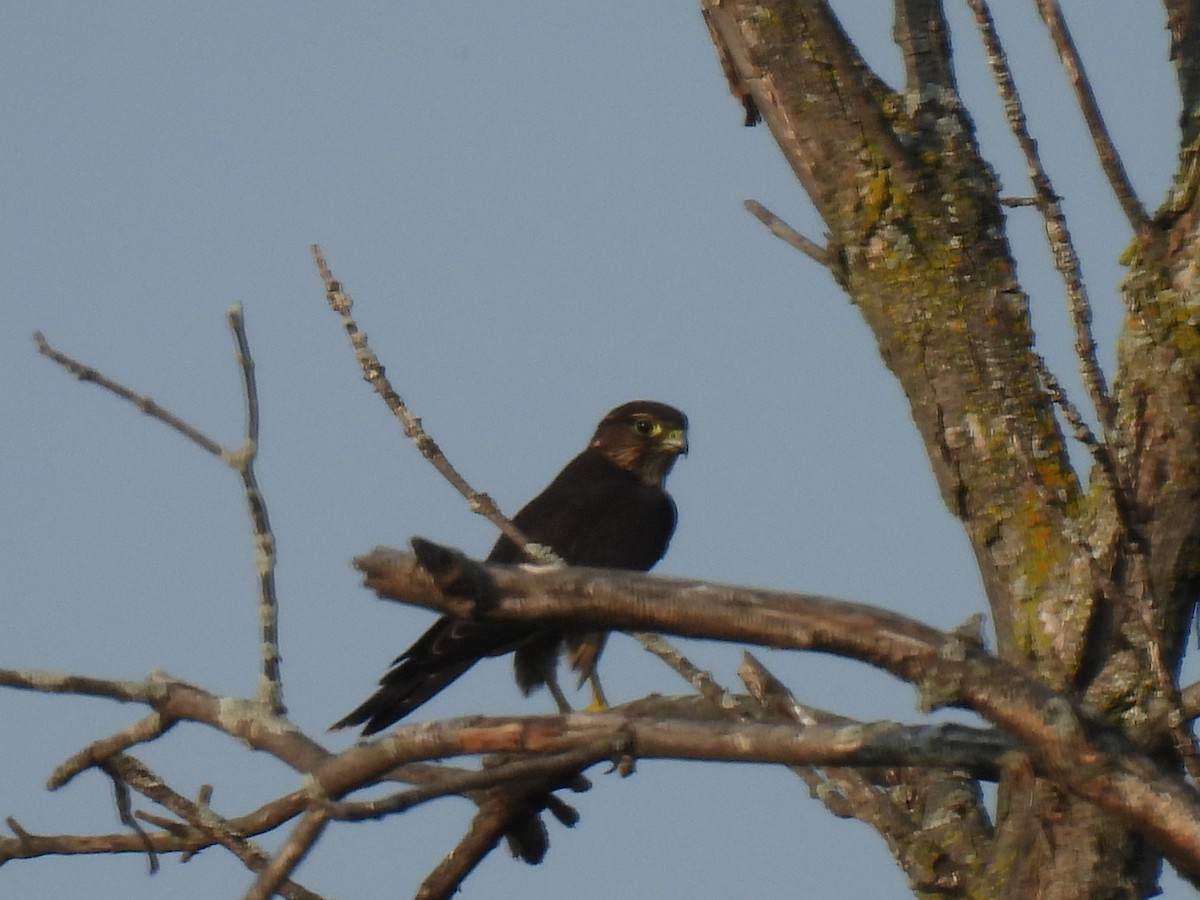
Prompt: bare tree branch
<box><xmin>33</xmin><ymin>331</ymin><xmax>225</xmax><ymax>456</ymax></box>
<box><xmin>51</xmin><ymin>712</ymin><xmax>176</xmax><ymax>790</ymax></box>
<box><xmin>632</xmin><ymin>631</ymin><xmax>744</xmax><ymax>710</ymax></box>
<box><xmin>741</xmin><ymin>651</ymin><xmax>992</xmax><ymax>892</ymax></box>
<box><xmin>414</xmin><ymin>750</ymin><xmax>597</xmax><ymax>900</ymax></box>
<box><xmin>416</xmin><ymin>795</ymin><xmax>517</xmax><ymax>900</ymax></box>
<box><xmin>105</xmin><ymin>754</ymin><xmax>327</xmax><ymax>900</ymax></box>
<box><xmin>310</xmin><ymin>244</ymin><xmax>539</xmax><ymax>558</ymax></box>
<box><xmin>351</xmin><ymin>544</ymin><xmax>1200</xmax><ymax>882</ymax></box>
<box><xmin>243</xmin><ymin>808</ymin><xmax>330</xmax><ymax>900</ymax></box>
<box><xmin>0</xmin><ymin>668</ymin><xmax>328</xmax><ymax>774</ymax></box>
<box><xmin>34</xmin><ymin>317</ymin><xmax>287</xmax><ymax>714</ymax></box>
<box><xmin>966</xmin><ymin>0</ymin><xmax>1117</xmax><ymax>441</ymax></box>
<box><xmin>322</xmin><ymin>744</ymin><xmax>603</xmax><ymax>822</ymax></box>
<box><xmin>227</xmin><ymin>304</ymin><xmax>285</xmax><ymax>714</ymax></box>
<box><xmin>743</xmin><ymin>199</ymin><xmax>832</xmax><ymax>266</ymax></box>
<box><xmin>1033</xmin><ymin>0</ymin><xmax>1151</xmax><ymax>234</ymax></box>
<box><xmin>1</xmin><ymin>787</ymin><xmax>311</xmax><ymax>867</ymax></box>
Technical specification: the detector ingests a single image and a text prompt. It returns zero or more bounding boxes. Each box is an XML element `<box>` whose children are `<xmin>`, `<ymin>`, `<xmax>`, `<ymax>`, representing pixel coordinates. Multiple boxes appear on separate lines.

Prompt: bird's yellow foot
<box><xmin>583</xmin><ymin>675</ymin><xmax>609</xmax><ymax>712</ymax></box>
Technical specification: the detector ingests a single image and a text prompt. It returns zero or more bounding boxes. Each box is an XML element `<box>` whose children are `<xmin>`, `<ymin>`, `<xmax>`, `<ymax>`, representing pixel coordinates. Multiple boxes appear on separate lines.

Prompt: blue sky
<box><xmin>2</xmin><ymin>3</ymin><xmax>1189</xmax><ymax>898</ymax></box>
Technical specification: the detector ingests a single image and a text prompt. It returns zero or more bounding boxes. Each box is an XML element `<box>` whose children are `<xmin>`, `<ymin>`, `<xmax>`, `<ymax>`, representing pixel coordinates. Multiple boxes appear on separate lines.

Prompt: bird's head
<box><xmin>589</xmin><ymin>400</ymin><xmax>688</xmax><ymax>486</ymax></box>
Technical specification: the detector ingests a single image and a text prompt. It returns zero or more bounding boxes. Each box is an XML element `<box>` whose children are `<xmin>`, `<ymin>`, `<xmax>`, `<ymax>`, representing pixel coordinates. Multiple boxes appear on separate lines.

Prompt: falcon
<box><xmin>333</xmin><ymin>400</ymin><xmax>688</xmax><ymax>735</ymax></box>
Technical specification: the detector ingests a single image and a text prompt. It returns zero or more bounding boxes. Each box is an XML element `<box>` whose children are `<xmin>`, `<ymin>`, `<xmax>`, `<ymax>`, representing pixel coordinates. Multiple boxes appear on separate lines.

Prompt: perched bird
<box><xmin>333</xmin><ymin>400</ymin><xmax>688</xmax><ymax>735</ymax></box>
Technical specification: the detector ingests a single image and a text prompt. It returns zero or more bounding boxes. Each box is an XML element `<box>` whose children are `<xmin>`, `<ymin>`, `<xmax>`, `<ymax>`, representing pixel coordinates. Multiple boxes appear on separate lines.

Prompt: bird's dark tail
<box><xmin>331</xmin><ymin>658</ymin><xmax>476</xmax><ymax>735</ymax></box>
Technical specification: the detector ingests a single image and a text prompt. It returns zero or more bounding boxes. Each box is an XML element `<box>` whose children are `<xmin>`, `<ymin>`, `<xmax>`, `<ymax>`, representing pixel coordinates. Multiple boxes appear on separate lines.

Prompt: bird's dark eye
<box><xmin>634</xmin><ymin>418</ymin><xmax>657</xmax><ymax>436</ymax></box>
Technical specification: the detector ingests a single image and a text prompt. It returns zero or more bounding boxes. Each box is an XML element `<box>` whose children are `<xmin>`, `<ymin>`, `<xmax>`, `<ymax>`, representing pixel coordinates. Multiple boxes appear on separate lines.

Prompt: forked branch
<box><xmin>34</xmin><ymin>313</ymin><xmax>285</xmax><ymax>715</ymax></box>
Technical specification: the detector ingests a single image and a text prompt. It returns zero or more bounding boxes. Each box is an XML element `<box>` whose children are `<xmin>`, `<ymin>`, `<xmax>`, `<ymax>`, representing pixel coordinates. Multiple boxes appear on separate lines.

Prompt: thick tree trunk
<box><xmin>702</xmin><ymin>0</ymin><xmax>1200</xmax><ymax>895</ymax></box>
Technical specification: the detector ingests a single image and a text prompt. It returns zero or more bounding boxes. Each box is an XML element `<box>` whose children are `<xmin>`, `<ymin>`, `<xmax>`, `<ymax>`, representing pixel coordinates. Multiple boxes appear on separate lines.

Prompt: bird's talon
<box><xmin>607</xmin><ymin>731</ymin><xmax>637</xmax><ymax>776</ymax></box>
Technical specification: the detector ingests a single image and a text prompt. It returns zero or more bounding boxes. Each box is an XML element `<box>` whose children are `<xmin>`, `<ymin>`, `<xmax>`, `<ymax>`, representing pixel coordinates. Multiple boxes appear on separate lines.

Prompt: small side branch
<box><xmin>743</xmin><ymin>200</ymin><xmax>833</xmax><ymax>267</ymax></box>
<box><xmin>632</xmin><ymin>631</ymin><xmax>744</xmax><ymax>710</ymax></box>
<box><xmin>310</xmin><ymin>245</ymin><xmax>533</xmax><ymax>555</ymax></box>
<box><xmin>50</xmin><ymin>712</ymin><xmax>175</xmax><ymax>790</ymax></box>
<box><xmin>966</xmin><ymin>0</ymin><xmax>1116</xmax><ymax>440</ymax></box>
<box><xmin>1033</xmin><ymin>0</ymin><xmax>1150</xmax><ymax>234</ymax></box>
<box><xmin>34</xmin><ymin>331</ymin><xmax>224</xmax><ymax>456</ymax></box>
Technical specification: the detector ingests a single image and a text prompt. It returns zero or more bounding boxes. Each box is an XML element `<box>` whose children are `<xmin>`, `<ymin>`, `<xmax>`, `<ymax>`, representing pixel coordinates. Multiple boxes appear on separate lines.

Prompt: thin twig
<box><xmin>227</xmin><ymin>305</ymin><xmax>285</xmax><ymax>714</ymax></box>
<box><xmin>50</xmin><ymin>712</ymin><xmax>175</xmax><ymax>789</ymax></box>
<box><xmin>966</xmin><ymin>0</ymin><xmax>1117</xmax><ymax>440</ymax></box>
<box><xmin>0</xmin><ymin>667</ymin><xmax>329</xmax><ymax>774</ymax></box>
<box><xmin>311</xmin><ymin>245</ymin><xmax>537</xmax><ymax>557</ymax></box>
<box><xmin>1033</xmin><ymin>0</ymin><xmax>1150</xmax><ymax>234</ymax></box>
<box><xmin>102</xmin><ymin>760</ymin><xmax>158</xmax><ymax>873</ymax></box>
<box><xmin>632</xmin><ymin>631</ymin><xmax>743</xmax><ymax>710</ymax></box>
<box><xmin>34</xmin><ymin>331</ymin><xmax>224</xmax><ymax>457</ymax></box>
<box><xmin>0</xmin><ymin>792</ymin><xmax>304</xmax><ymax>869</ymax></box>
<box><xmin>740</xmin><ymin>652</ymin><xmax>914</xmax><ymax>830</ymax></box>
<box><xmin>743</xmin><ymin>199</ymin><xmax>833</xmax><ymax>266</ymax></box>
<box><xmin>1035</xmin><ymin>356</ymin><xmax>1134</xmax><ymax>529</ymax></box>
<box><xmin>122</xmin><ymin>758</ymin><xmax>321</xmax><ymax>900</ymax></box>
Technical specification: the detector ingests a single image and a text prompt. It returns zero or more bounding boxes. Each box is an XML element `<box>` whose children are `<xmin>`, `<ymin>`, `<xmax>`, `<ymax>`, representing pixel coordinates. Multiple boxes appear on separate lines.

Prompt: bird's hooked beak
<box><xmin>662</xmin><ymin>429</ymin><xmax>688</xmax><ymax>456</ymax></box>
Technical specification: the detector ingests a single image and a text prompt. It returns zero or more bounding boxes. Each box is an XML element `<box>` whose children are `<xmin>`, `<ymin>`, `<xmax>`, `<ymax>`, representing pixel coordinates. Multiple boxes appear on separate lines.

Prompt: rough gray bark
<box><xmin>702</xmin><ymin>0</ymin><xmax>1200</xmax><ymax>896</ymax></box>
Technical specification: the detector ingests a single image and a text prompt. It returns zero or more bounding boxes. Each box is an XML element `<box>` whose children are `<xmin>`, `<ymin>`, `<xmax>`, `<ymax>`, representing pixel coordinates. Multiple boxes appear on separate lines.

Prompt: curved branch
<box><xmin>352</xmin><ymin>545</ymin><xmax>1200</xmax><ymax>882</ymax></box>
<box><xmin>0</xmin><ymin>668</ymin><xmax>329</xmax><ymax>775</ymax></box>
